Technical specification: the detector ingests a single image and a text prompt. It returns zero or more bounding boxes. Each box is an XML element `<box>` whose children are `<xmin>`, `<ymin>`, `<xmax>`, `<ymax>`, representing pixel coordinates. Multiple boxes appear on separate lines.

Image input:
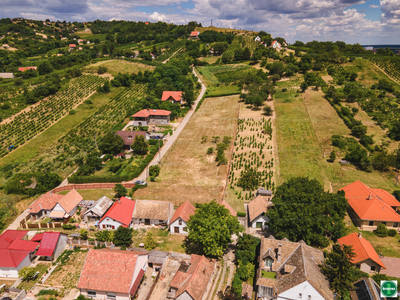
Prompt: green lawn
<box><xmin>58</xmin><ymin>188</ymin><xmax>115</xmax><ymax>200</ymax></box>
<box><xmin>205</xmin><ymin>85</ymin><xmax>241</xmax><ymax>97</ymax></box>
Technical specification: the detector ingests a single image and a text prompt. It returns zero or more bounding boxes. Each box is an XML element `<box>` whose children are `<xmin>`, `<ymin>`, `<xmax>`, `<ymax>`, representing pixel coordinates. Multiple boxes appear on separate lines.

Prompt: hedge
<box><xmin>195</xmin><ymin>95</ymin><xmax>206</xmax><ymax>112</ymax></box>
<box><xmin>237</xmin><ymin>212</ymin><xmax>246</xmax><ymax>217</ymax></box>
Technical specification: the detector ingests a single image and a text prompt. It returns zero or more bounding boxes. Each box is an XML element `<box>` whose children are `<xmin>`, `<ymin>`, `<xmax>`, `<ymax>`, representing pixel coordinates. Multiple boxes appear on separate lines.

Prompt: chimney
<box><xmin>118</xmin><ymin>198</ymin><xmax>121</xmax><ymax>204</ymax></box>
<box><xmin>277</xmin><ymin>243</ymin><xmax>282</xmax><ymax>262</ymax></box>
<box><xmin>368</xmin><ymin>194</ymin><xmax>373</xmax><ymax>200</ymax></box>
<box><xmin>358</xmin><ymin>232</ymin><xmax>362</xmax><ymax>239</ymax></box>
<box><xmin>203</xmin><ymin>267</ymin><xmax>207</xmax><ymax>274</ymax></box>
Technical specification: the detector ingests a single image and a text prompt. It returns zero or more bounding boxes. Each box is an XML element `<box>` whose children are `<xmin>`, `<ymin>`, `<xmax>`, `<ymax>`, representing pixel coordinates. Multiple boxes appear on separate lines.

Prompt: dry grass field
<box><xmin>84</xmin><ymin>60</ymin><xmax>155</xmax><ymax>77</ymax></box>
<box><xmin>134</xmin><ymin>95</ymin><xmax>240</xmax><ymax>206</ymax></box>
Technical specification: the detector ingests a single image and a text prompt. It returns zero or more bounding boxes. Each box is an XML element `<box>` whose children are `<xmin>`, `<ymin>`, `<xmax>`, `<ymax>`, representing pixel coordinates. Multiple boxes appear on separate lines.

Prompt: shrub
<box><xmin>69</xmin><ymin>218</ymin><xmax>76</xmax><ymax>223</ymax></box>
<box><xmin>62</xmin><ymin>224</ymin><xmax>75</xmax><ymax>230</ymax></box>
<box><xmin>388</xmin><ymin>229</ymin><xmax>397</xmax><ymax>237</ymax></box>
<box><xmin>80</xmin><ymin>228</ymin><xmax>88</xmax><ymax>240</ymax></box>
<box><xmin>207</xmin><ymin>147</ymin><xmax>214</xmax><ymax>155</ymax></box>
<box><xmin>149</xmin><ymin>165</ymin><xmax>160</xmax><ymax>177</ymax></box>
<box><xmin>374</xmin><ymin>223</ymin><xmax>388</xmax><ymax>237</ymax></box>
<box><xmin>69</xmin><ymin>109</ymin><xmax>76</xmax><ymax>115</ymax></box>
<box><xmin>144</xmin><ymin>232</ymin><xmax>158</xmax><ymax>250</ymax></box>
<box><xmin>237</xmin><ymin>212</ymin><xmax>246</xmax><ymax>217</ymax></box>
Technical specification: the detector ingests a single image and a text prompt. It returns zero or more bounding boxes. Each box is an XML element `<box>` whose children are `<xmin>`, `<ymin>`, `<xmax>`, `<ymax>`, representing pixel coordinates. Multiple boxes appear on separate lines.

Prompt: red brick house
<box><xmin>161</xmin><ymin>91</ymin><xmax>184</xmax><ymax>104</ymax></box>
<box><xmin>132</xmin><ymin>109</ymin><xmax>171</xmax><ymax>126</ymax></box>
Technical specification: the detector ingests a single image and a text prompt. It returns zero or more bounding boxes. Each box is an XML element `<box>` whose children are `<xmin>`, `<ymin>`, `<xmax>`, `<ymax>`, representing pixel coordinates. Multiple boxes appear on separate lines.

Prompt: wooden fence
<box><xmin>52</xmin><ymin>182</ymin><xmax>136</xmax><ymax>193</ymax></box>
<box><xmin>19</xmin><ymin>221</ymin><xmax>62</xmax><ymax>229</ymax></box>
<box><xmin>69</xmin><ymin>238</ymin><xmax>113</xmax><ymax>248</ymax></box>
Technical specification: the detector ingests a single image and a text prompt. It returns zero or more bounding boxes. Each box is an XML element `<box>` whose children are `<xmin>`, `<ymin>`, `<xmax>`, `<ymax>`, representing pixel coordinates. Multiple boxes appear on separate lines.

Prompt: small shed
<box><xmin>83</xmin><ymin>196</ymin><xmax>113</xmax><ymax>222</ymax></box>
<box><xmin>256</xmin><ymin>188</ymin><xmax>272</xmax><ymax>199</ymax></box>
<box><xmin>148</xmin><ymin>250</ymin><xmax>169</xmax><ymax>269</ymax></box>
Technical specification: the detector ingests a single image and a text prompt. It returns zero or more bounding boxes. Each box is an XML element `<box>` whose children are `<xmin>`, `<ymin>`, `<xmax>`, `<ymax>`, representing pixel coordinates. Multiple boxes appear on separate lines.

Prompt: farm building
<box><xmin>161</xmin><ymin>91</ymin><xmax>184</xmax><ymax>104</ymax></box>
<box><xmin>248</xmin><ymin>195</ymin><xmax>271</xmax><ymax>229</ymax></box>
<box><xmin>69</xmin><ymin>44</ymin><xmax>76</xmax><ymax>49</ymax></box>
<box><xmin>49</xmin><ymin>189</ymin><xmax>83</xmax><ymax>220</ymax></box>
<box><xmin>148</xmin><ymin>250</ymin><xmax>169</xmax><ymax>269</ymax></box>
<box><xmin>35</xmin><ymin>232</ymin><xmax>68</xmax><ymax>261</ymax></box>
<box><xmin>77</xmin><ymin>249</ymin><xmax>148</xmax><ymax>300</ymax></box>
<box><xmin>28</xmin><ymin>192</ymin><xmax>63</xmax><ymax>221</ymax></box>
<box><xmin>98</xmin><ymin>197</ymin><xmax>135</xmax><ymax>230</ymax></box>
<box><xmin>0</xmin><ymin>230</ymin><xmax>39</xmax><ymax>278</ymax></box>
<box><xmin>271</xmin><ymin>40</ymin><xmax>281</xmax><ymax>49</ymax></box>
<box><xmin>256</xmin><ymin>187</ymin><xmax>272</xmax><ymax>200</ymax></box>
<box><xmin>256</xmin><ymin>237</ymin><xmax>333</xmax><ymax>300</ymax></box>
<box><xmin>132</xmin><ymin>109</ymin><xmax>171</xmax><ymax>126</ymax></box>
<box><xmin>338</xmin><ymin>232</ymin><xmax>385</xmax><ymax>274</ymax></box>
<box><xmin>18</xmin><ymin>66</ymin><xmax>37</xmax><ymax>72</ymax></box>
<box><xmin>340</xmin><ymin>180</ymin><xmax>400</xmax><ymax>231</ymax></box>
<box><xmin>188</xmin><ymin>31</ymin><xmax>200</xmax><ymax>40</ymax></box>
<box><xmin>169</xmin><ymin>201</ymin><xmax>195</xmax><ymax>234</ymax></box>
<box><xmin>0</xmin><ymin>73</ymin><xmax>14</xmax><ymax>79</ymax></box>
<box><xmin>132</xmin><ymin>200</ymin><xmax>174</xmax><ymax>226</ymax></box>
<box><xmin>82</xmin><ymin>196</ymin><xmax>114</xmax><ymax>222</ymax></box>
<box><xmin>168</xmin><ymin>254</ymin><xmax>216</xmax><ymax>300</ymax></box>
<box><xmin>116</xmin><ymin>131</ymin><xmax>147</xmax><ymax>149</ymax></box>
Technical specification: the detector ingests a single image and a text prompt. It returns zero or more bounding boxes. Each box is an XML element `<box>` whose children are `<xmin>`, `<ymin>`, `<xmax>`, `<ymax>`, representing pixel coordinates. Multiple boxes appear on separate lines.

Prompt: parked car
<box><xmin>134</xmin><ymin>180</ymin><xmax>147</xmax><ymax>186</ymax></box>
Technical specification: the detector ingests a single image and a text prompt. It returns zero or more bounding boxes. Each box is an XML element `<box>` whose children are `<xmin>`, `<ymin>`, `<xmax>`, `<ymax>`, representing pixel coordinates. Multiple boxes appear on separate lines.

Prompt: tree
<box><xmin>329</xmin><ymin>150</ymin><xmax>336</xmax><ymax>163</ymax></box>
<box><xmin>374</xmin><ymin>223</ymin><xmax>388</xmax><ymax>237</ymax></box>
<box><xmin>263</xmin><ymin>105</ymin><xmax>273</xmax><ymax>116</ymax></box>
<box><xmin>113</xmin><ymin>226</ymin><xmax>133</xmax><ymax>247</ymax></box>
<box><xmin>186</xmin><ymin>200</ymin><xmax>243</xmax><ymax>257</ymax></box>
<box><xmin>267</xmin><ymin>177</ymin><xmax>347</xmax><ymax>247</ymax></box>
<box><xmin>19</xmin><ymin>267</ymin><xmax>36</xmax><ymax>281</ymax></box>
<box><xmin>351</xmin><ymin>125</ymin><xmax>367</xmax><ymax>138</ymax></box>
<box><xmin>242</xmin><ymin>48</ymin><xmax>251</xmax><ymax>60</ymax></box>
<box><xmin>99</xmin><ymin>131</ymin><xmax>125</xmax><ymax>155</ymax></box>
<box><xmin>149</xmin><ymin>165</ymin><xmax>160</xmax><ymax>177</ymax></box>
<box><xmin>144</xmin><ymin>232</ymin><xmax>158</xmax><ymax>250</ymax></box>
<box><xmin>114</xmin><ymin>184</ymin><xmax>127</xmax><ymax>198</ymax></box>
<box><xmin>132</xmin><ymin>135</ymin><xmax>148</xmax><ymax>155</ymax></box>
<box><xmin>300</xmin><ymin>81</ymin><xmax>308</xmax><ymax>92</ymax></box>
<box><xmin>237</xmin><ymin>167</ymin><xmax>261</xmax><ymax>191</ymax></box>
<box><xmin>80</xmin><ymin>228</ymin><xmax>88</xmax><ymax>240</ymax></box>
<box><xmin>38</xmin><ymin>61</ymin><xmax>53</xmax><ymax>75</ymax></box>
<box><xmin>97</xmin><ymin>81</ymin><xmax>110</xmax><ymax>93</ymax></box>
<box><xmin>320</xmin><ymin>244</ymin><xmax>359</xmax><ymax>297</ymax></box>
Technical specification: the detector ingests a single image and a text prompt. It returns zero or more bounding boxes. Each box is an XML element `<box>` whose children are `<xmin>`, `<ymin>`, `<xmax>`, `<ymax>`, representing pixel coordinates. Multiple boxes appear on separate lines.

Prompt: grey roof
<box><xmin>0</xmin><ymin>73</ymin><xmax>14</xmax><ymax>79</ymax></box>
<box><xmin>148</xmin><ymin>250</ymin><xmax>169</xmax><ymax>265</ymax></box>
<box><xmin>70</xmin><ymin>233</ymin><xmax>81</xmax><ymax>237</ymax></box>
<box><xmin>257</xmin><ymin>188</ymin><xmax>272</xmax><ymax>196</ymax></box>
<box><xmin>83</xmin><ymin>196</ymin><xmax>113</xmax><ymax>218</ymax></box>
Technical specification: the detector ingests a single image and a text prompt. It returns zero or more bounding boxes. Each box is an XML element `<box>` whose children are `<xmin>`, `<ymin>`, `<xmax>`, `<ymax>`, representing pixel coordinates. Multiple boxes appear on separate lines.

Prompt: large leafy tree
<box><xmin>99</xmin><ymin>131</ymin><xmax>125</xmax><ymax>155</ymax></box>
<box><xmin>132</xmin><ymin>135</ymin><xmax>148</xmax><ymax>155</ymax></box>
<box><xmin>186</xmin><ymin>200</ymin><xmax>243</xmax><ymax>257</ymax></box>
<box><xmin>320</xmin><ymin>244</ymin><xmax>363</xmax><ymax>297</ymax></box>
<box><xmin>267</xmin><ymin>177</ymin><xmax>347</xmax><ymax>247</ymax></box>
<box><xmin>113</xmin><ymin>226</ymin><xmax>133</xmax><ymax>248</ymax></box>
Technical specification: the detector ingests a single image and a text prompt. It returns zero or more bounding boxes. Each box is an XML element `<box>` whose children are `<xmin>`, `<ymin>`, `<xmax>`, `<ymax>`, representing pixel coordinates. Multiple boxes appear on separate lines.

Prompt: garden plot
<box><xmin>0</xmin><ymin>75</ymin><xmax>106</xmax><ymax>158</ymax></box>
<box><xmin>46</xmin><ymin>248</ymin><xmax>88</xmax><ymax>289</ymax></box>
<box><xmin>84</xmin><ymin>60</ymin><xmax>155</xmax><ymax>77</ymax></box>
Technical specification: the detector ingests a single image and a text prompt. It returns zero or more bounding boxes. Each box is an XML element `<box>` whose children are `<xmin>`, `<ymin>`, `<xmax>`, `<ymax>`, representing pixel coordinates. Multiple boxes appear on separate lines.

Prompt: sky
<box><xmin>1</xmin><ymin>0</ymin><xmax>400</xmax><ymax>45</ymax></box>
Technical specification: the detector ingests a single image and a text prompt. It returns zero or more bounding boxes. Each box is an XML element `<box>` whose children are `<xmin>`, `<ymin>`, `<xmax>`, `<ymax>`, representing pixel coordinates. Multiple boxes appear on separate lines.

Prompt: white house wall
<box><xmin>277</xmin><ymin>280</ymin><xmax>326</xmax><ymax>300</ymax></box>
<box><xmin>132</xmin><ymin>218</ymin><xmax>167</xmax><ymax>226</ymax></box>
<box><xmin>0</xmin><ymin>255</ymin><xmax>31</xmax><ymax>278</ymax></box>
<box><xmin>68</xmin><ymin>205</ymin><xmax>78</xmax><ymax>216</ymax></box>
<box><xmin>176</xmin><ymin>292</ymin><xmax>193</xmax><ymax>300</ymax></box>
<box><xmin>132</xmin><ymin>255</ymin><xmax>148</xmax><ymax>285</ymax></box>
<box><xmin>54</xmin><ymin>234</ymin><xmax>68</xmax><ymax>260</ymax></box>
<box><xmin>169</xmin><ymin>219</ymin><xmax>188</xmax><ymax>234</ymax></box>
<box><xmin>53</xmin><ymin>203</ymin><xmax>66</xmax><ymax>212</ymax></box>
<box><xmin>251</xmin><ymin>215</ymin><xmax>270</xmax><ymax>228</ymax></box>
<box><xmin>99</xmin><ymin>217</ymin><xmax>124</xmax><ymax>230</ymax></box>
<box><xmin>80</xmin><ymin>289</ymin><xmax>129</xmax><ymax>300</ymax></box>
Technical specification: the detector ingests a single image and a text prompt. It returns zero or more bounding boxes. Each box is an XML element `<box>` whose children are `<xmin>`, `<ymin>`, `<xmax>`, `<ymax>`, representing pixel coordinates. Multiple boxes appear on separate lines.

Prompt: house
<box><xmin>255</xmin><ymin>36</ymin><xmax>261</xmax><ymax>42</ymax></box>
<box><xmin>338</xmin><ymin>232</ymin><xmax>385</xmax><ymax>274</ymax></box>
<box><xmin>132</xmin><ymin>200</ymin><xmax>174</xmax><ymax>226</ymax></box>
<box><xmin>116</xmin><ymin>131</ymin><xmax>147</xmax><ymax>150</ymax></box>
<box><xmin>148</xmin><ymin>250</ymin><xmax>169</xmax><ymax>269</ymax></box>
<box><xmin>2</xmin><ymin>44</ymin><xmax>9</xmax><ymax>49</ymax></box>
<box><xmin>161</xmin><ymin>91</ymin><xmax>184</xmax><ymax>104</ymax></box>
<box><xmin>98</xmin><ymin>197</ymin><xmax>135</xmax><ymax>230</ymax></box>
<box><xmin>188</xmin><ymin>31</ymin><xmax>200</xmax><ymax>40</ymax></box>
<box><xmin>340</xmin><ymin>180</ymin><xmax>400</xmax><ymax>230</ymax></box>
<box><xmin>0</xmin><ymin>73</ymin><xmax>14</xmax><ymax>79</ymax></box>
<box><xmin>49</xmin><ymin>189</ymin><xmax>83</xmax><ymax>219</ymax></box>
<box><xmin>350</xmin><ymin>277</ymin><xmax>384</xmax><ymax>300</ymax></box>
<box><xmin>57</xmin><ymin>53</ymin><xmax>63</xmax><ymax>56</ymax></box>
<box><xmin>0</xmin><ymin>230</ymin><xmax>39</xmax><ymax>278</ymax></box>
<box><xmin>18</xmin><ymin>67</ymin><xmax>37</xmax><ymax>72</ymax></box>
<box><xmin>28</xmin><ymin>191</ymin><xmax>63</xmax><ymax>221</ymax></box>
<box><xmin>35</xmin><ymin>232</ymin><xmax>68</xmax><ymax>261</ymax></box>
<box><xmin>168</xmin><ymin>254</ymin><xmax>216</xmax><ymax>300</ymax></box>
<box><xmin>169</xmin><ymin>201</ymin><xmax>195</xmax><ymax>234</ymax></box>
<box><xmin>77</xmin><ymin>249</ymin><xmax>148</xmax><ymax>300</ymax></box>
<box><xmin>69</xmin><ymin>44</ymin><xmax>76</xmax><ymax>49</ymax></box>
<box><xmin>221</xmin><ymin>200</ymin><xmax>236</xmax><ymax>216</ymax></box>
<box><xmin>271</xmin><ymin>40</ymin><xmax>281</xmax><ymax>49</ymax></box>
<box><xmin>132</xmin><ymin>109</ymin><xmax>171</xmax><ymax>126</ymax></box>
<box><xmin>248</xmin><ymin>195</ymin><xmax>271</xmax><ymax>229</ymax></box>
<box><xmin>82</xmin><ymin>196</ymin><xmax>114</xmax><ymax>222</ymax></box>
<box><xmin>256</xmin><ymin>187</ymin><xmax>272</xmax><ymax>200</ymax></box>
<box><xmin>255</xmin><ymin>236</ymin><xmax>334</xmax><ymax>300</ymax></box>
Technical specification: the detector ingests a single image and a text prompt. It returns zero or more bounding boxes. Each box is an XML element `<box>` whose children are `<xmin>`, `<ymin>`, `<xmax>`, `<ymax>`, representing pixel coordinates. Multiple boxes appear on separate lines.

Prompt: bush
<box><xmin>388</xmin><ymin>229</ymin><xmax>397</xmax><ymax>237</ymax></box>
<box><xmin>62</xmin><ymin>224</ymin><xmax>76</xmax><ymax>230</ymax></box>
<box><xmin>69</xmin><ymin>109</ymin><xmax>76</xmax><ymax>115</ymax></box>
<box><xmin>237</xmin><ymin>212</ymin><xmax>246</xmax><ymax>217</ymax></box>
<box><xmin>144</xmin><ymin>232</ymin><xmax>158</xmax><ymax>250</ymax></box>
<box><xmin>36</xmin><ymin>290</ymin><xmax>59</xmax><ymax>297</ymax></box>
<box><xmin>69</xmin><ymin>218</ymin><xmax>76</xmax><ymax>223</ymax></box>
<box><xmin>374</xmin><ymin>223</ymin><xmax>388</xmax><ymax>237</ymax></box>
<box><xmin>207</xmin><ymin>147</ymin><xmax>214</xmax><ymax>155</ymax></box>
<box><xmin>149</xmin><ymin>165</ymin><xmax>160</xmax><ymax>178</ymax></box>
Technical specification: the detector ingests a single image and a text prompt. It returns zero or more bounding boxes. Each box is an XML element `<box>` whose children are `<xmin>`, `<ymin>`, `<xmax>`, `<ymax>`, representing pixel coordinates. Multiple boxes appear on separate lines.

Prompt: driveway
<box><xmin>380</xmin><ymin>256</ymin><xmax>400</xmax><ymax>278</ymax></box>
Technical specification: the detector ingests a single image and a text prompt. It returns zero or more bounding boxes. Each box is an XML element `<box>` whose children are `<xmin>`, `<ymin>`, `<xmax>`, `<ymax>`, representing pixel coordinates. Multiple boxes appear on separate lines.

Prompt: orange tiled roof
<box><xmin>190</xmin><ymin>31</ymin><xmax>200</xmax><ymax>36</ymax></box>
<box><xmin>58</xmin><ymin>189</ymin><xmax>83</xmax><ymax>214</ymax></box>
<box><xmin>340</xmin><ymin>180</ymin><xmax>400</xmax><ymax>222</ymax></box>
<box><xmin>371</xmin><ymin>189</ymin><xmax>400</xmax><ymax>207</ymax></box>
<box><xmin>338</xmin><ymin>232</ymin><xmax>385</xmax><ymax>268</ymax></box>
<box><xmin>170</xmin><ymin>201</ymin><xmax>195</xmax><ymax>224</ymax></box>
<box><xmin>221</xmin><ymin>200</ymin><xmax>236</xmax><ymax>216</ymax></box>
<box><xmin>29</xmin><ymin>192</ymin><xmax>63</xmax><ymax>213</ymax></box>
<box><xmin>132</xmin><ymin>109</ymin><xmax>171</xmax><ymax>118</ymax></box>
<box><xmin>161</xmin><ymin>91</ymin><xmax>183</xmax><ymax>101</ymax></box>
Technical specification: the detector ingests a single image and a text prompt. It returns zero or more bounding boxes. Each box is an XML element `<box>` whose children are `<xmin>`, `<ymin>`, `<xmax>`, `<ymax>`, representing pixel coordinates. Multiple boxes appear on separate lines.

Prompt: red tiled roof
<box><xmin>58</xmin><ymin>189</ymin><xmax>83</xmax><ymax>214</ymax></box>
<box><xmin>77</xmin><ymin>249</ymin><xmax>145</xmax><ymax>294</ymax></box>
<box><xmin>338</xmin><ymin>233</ymin><xmax>386</xmax><ymax>268</ymax></box>
<box><xmin>161</xmin><ymin>91</ymin><xmax>183</xmax><ymax>102</ymax></box>
<box><xmin>190</xmin><ymin>31</ymin><xmax>200</xmax><ymax>36</ymax></box>
<box><xmin>0</xmin><ymin>230</ymin><xmax>28</xmax><ymax>249</ymax></box>
<box><xmin>8</xmin><ymin>239</ymin><xmax>39</xmax><ymax>251</ymax></box>
<box><xmin>18</xmin><ymin>67</ymin><xmax>37</xmax><ymax>72</ymax></box>
<box><xmin>170</xmin><ymin>201</ymin><xmax>195</xmax><ymax>224</ymax></box>
<box><xmin>221</xmin><ymin>200</ymin><xmax>236</xmax><ymax>217</ymax></box>
<box><xmin>370</xmin><ymin>189</ymin><xmax>400</xmax><ymax>207</ymax></box>
<box><xmin>0</xmin><ymin>249</ymin><xmax>31</xmax><ymax>268</ymax></box>
<box><xmin>36</xmin><ymin>232</ymin><xmax>61</xmax><ymax>257</ymax></box>
<box><xmin>340</xmin><ymin>181</ymin><xmax>400</xmax><ymax>222</ymax></box>
<box><xmin>69</xmin><ymin>44</ymin><xmax>76</xmax><ymax>48</ymax></box>
<box><xmin>29</xmin><ymin>192</ymin><xmax>63</xmax><ymax>213</ymax></box>
<box><xmin>99</xmin><ymin>197</ymin><xmax>135</xmax><ymax>227</ymax></box>
<box><xmin>132</xmin><ymin>109</ymin><xmax>171</xmax><ymax>118</ymax></box>
<box><xmin>116</xmin><ymin>131</ymin><xmax>146</xmax><ymax>146</ymax></box>
<box><xmin>170</xmin><ymin>255</ymin><xmax>216</xmax><ymax>300</ymax></box>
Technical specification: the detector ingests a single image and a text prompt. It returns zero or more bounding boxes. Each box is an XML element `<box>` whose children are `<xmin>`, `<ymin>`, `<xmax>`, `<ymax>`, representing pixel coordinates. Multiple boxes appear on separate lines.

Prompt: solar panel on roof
<box><xmin>355</xmin><ymin>280</ymin><xmax>373</xmax><ymax>300</ymax></box>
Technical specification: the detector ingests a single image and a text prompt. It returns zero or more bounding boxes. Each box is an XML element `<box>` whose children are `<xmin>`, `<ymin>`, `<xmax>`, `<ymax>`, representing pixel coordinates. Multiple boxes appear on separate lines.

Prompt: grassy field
<box><xmin>58</xmin><ymin>188</ymin><xmax>115</xmax><ymax>200</ymax></box>
<box><xmin>84</xmin><ymin>60</ymin><xmax>155</xmax><ymax>77</ymax></box>
<box><xmin>132</xmin><ymin>228</ymin><xmax>186</xmax><ymax>253</ymax></box>
<box><xmin>205</xmin><ymin>85</ymin><xmax>241</xmax><ymax>97</ymax></box>
<box><xmin>274</xmin><ymin>79</ymin><xmax>398</xmax><ymax>192</ymax></box>
<box><xmin>134</xmin><ymin>95</ymin><xmax>240</xmax><ymax>206</ymax></box>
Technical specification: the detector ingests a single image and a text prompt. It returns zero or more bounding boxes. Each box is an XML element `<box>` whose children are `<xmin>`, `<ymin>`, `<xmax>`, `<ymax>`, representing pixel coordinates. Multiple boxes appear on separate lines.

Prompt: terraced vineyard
<box><xmin>369</xmin><ymin>57</ymin><xmax>400</xmax><ymax>83</ymax></box>
<box><xmin>0</xmin><ymin>75</ymin><xmax>106</xmax><ymax>158</ymax></box>
<box><xmin>225</xmin><ymin>35</ymin><xmax>260</xmax><ymax>57</ymax></box>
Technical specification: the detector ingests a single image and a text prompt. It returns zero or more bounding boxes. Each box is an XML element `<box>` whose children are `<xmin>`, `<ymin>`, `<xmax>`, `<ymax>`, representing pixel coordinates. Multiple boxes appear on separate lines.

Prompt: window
<box><xmin>107</xmin><ymin>293</ymin><xmax>116</xmax><ymax>299</ymax></box>
<box><xmin>265</xmin><ymin>258</ymin><xmax>273</xmax><ymax>268</ymax></box>
<box><xmin>369</xmin><ymin>221</ymin><xmax>374</xmax><ymax>226</ymax></box>
<box><xmin>308</xmin><ymin>296</ymin><xmax>312</xmax><ymax>300</ymax></box>
<box><xmin>87</xmin><ymin>291</ymin><xmax>96</xmax><ymax>297</ymax></box>
<box><xmin>102</xmin><ymin>225</ymin><xmax>106</xmax><ymax>229</ymax></box>
<box><xmin>371</xmin><ymin>266</ymin><xmax>376</xmax><ymax>271</ymax></box>
<box><xmin>259</xmin><ymin>286</ymin><xmax>273</xmax><ymax>297</ymax></box>
<box><xmin>159</xmin><ymin>220</ymin><xmax>164</xmax><ymax>223</ymax></box>
<box><xmin>299</xmin><ymin>293</ymin><xmax>302</xmax><ymax>298</ymax></box>
<box><xmin>179</xmin><ymin>219</ymin><xmax>182</xmax><ymax>225</ymax></box>
<box><xmin>111</xmin><ymin>225</ymin><xmax>115</xmax><ymax>230</ymax></box>
<box><xmin>394</xmin><ymin>223</ymin><xmax>399</xmax><ymax>227</ymax></box>
<box><xmin>356</xmin><ymin>264</ymin><xmax>360</xmax><ymax>269</ymax></box>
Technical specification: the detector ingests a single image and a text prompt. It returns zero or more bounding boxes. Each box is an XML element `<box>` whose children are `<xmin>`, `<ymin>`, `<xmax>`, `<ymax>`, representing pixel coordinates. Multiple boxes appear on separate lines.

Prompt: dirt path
<box><xmin>163</xmin><ymin>47</ymin><xmax>183</xmax><ymax>64</ymax></box>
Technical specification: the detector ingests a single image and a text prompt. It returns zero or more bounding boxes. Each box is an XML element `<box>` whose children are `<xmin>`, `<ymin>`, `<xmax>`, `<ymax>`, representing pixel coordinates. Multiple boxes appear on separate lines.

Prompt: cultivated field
<box><xmin>84</xmin><ymin>60</ymin><xmax>155</xmax><ymax>77</ymax></box>
<box><xmin>134</xmin><ymin>95</ymin><xmax>240</xmax><ymax>206</ymax></box>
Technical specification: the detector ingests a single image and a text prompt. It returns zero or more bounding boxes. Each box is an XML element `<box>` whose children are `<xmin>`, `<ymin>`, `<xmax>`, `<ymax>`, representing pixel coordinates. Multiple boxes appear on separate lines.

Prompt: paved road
<box><xmin>130</xmin><ymin>67</ymin><xmax>206</xmax><ymax>182</ymax></box>
<box><xmin>6</xmin><ymin>208</ymin><xmax>29</xmax><ymax>230</ymax></box>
